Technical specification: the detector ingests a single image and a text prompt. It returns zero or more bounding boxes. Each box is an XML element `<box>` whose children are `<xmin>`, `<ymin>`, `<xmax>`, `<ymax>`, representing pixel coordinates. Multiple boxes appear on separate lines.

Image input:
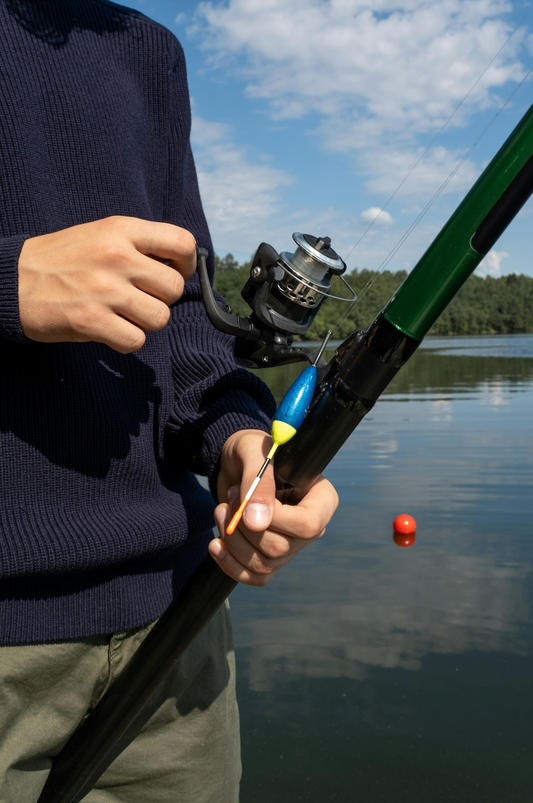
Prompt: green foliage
<box><xmin>306</xmin><ymin>268</ymin><xmax>408</xmax><ymax>340</ymax></box>
<box><xmin>214</xmin><ymin>255</ymin><xmax>533</xmax><ymax>338</ymax></box>
<box><xmin>213</xmin><ymin>254</ymin><xmax>251</xmax><ymax>318</ymax></box>
<box><xmin>428</xmin><ymin>272</ymin><xmax>533</xmax><ymax>335</ymax></box>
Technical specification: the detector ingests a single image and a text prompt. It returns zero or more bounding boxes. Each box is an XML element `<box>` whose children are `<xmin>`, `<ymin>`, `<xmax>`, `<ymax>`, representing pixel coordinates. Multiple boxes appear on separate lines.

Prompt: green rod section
<box><xmin>384</xmin><ymin>103</ymin><xmax>533</xmax><ymax>340</ymax></box>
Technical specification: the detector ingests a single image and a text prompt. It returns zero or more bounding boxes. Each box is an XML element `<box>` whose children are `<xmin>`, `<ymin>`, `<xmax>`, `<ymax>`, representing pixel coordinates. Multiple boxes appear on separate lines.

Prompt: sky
<box><xmin>128</xmin><ymin>0</ymin><xmax>533</xmax><ymax>278</ymax></box>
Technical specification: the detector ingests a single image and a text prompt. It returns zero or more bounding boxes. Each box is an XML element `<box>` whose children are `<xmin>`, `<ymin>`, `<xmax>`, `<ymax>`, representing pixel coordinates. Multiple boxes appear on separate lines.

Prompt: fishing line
<box><xmin>343</xmin><ymin>7</ymin><xmax>530</xmax><ymax>263</ymax></box>
<box><xmin>331</xmin><ymin>7</ymin><xmax>532</xmax><ymax>337</ymax></box>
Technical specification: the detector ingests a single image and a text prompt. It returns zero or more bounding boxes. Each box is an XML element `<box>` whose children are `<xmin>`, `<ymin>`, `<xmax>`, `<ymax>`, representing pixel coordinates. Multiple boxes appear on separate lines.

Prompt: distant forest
<box><xmin>214</xmin><ymin>253</ymin><xmax>533</xmax><ymax>340</ymax></box>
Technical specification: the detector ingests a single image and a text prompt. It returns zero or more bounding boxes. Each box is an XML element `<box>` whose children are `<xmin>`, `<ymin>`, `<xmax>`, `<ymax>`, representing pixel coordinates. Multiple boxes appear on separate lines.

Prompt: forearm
<box><xmin>164</xmin><ymin>282</ymin><xmax>276</xmax><ymax>481</ymax></box>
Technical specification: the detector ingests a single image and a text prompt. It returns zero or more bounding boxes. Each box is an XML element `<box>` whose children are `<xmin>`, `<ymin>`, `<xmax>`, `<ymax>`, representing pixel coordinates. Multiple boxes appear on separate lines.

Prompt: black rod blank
<box><xmin>472</xmin><ymin>152</ymin><xmax>533</xmax><ymax>254</ymax></box>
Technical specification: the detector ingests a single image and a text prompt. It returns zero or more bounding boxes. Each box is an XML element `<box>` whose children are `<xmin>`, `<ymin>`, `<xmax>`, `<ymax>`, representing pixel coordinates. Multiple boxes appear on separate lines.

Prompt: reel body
<box><xmin>197</xmin><ymin>233</ymin><xmax>355</xmax><ymax>368</ymax></box>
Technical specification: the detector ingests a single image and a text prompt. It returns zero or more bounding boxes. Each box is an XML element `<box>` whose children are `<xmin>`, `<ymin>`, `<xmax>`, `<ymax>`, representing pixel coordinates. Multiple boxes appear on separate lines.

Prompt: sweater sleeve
<box><xmin>164</xmin><ymin>282</ymin><xmax>276</xmax><ymax>484</ymax></box>
<box><xmin>0</xmin><ymin>234</ymin><xmax>30</xmax><ymax>342</ymax></box>
<box><xmin>162</xmin><ymin>42</ymin><xmax>276</xmax><ymax>485</ymax></box>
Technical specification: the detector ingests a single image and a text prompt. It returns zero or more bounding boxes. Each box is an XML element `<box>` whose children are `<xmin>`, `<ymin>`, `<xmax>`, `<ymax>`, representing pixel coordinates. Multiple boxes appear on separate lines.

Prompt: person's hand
<box><xmin>18</xmin><ymin>216</ymin><xmax>197</xmax><ymax>353</ymax></box>
<box><xmin>209</xmin><ymin>429</ymin><xmax>339</xmax><ymax>586</ymax></box>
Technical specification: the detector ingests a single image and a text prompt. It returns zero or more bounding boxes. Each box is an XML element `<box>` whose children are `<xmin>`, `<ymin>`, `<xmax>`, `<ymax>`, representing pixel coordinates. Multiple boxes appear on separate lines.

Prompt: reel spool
<box><xmin>197</xmin><ymin>232</ymin><xmax>356</xmax><ymax>368</ymax></box>
<box><xmin>278</xmin><ymin>233</ymin><xmax>353</xmax><ymax>309</ymax></box>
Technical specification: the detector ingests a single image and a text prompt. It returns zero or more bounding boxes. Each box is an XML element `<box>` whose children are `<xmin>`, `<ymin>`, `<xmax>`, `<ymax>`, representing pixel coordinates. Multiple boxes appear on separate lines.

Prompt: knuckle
<box><xmin>168</xmin><ymin>272</ymin><xmax>185</xmax><ymax>302</ymax></box>
<box><xmin>103</xmin><ymin>215</ymin><xmax>129</xmax><ymax>234</ymax></box>
<box><xmin>300</xmin><ymin>515</ymin><xmax>321</xmax><ymax>541</ymax></box>
<box><xmin>89</xmin><ymin>272</ymin><xmax>115</xmax><ymax>297</ymax></box>
<box><xmin>180</xmin><ymin>229</ymin><xmax>196</xmax><ymax>255</ymax></box>
<box><xmin>252</xmin><ymin>572</ymin><xmax>270</xmax><ymax>588</ymax></box>
<box><xmin>99</xmin><ymin>242</ymin><xmax>130</xmax><ymax>269</ymax></box>
<box><xmin>69</xmin><ymin>304</ymin><xmax>102</xmax><ymax>335</ymax></box>
<box><xmin>152</xmin><ymin>302</ymin><xmax>171</xmax><ymax>330</ymax></box>
<box><xmin>251</xmin><ymin>555</ymin><xmax>274</xmax><ymax>577</ymax></box>
<box><xmin>126</xmin><ymin>329</ymin><xmax>146</xmax><ymax>352</ymax></box>
<box><xmin>264</xmin><ymin>539</ymin><xmax>290</xmax><ymax>560</ymax></box>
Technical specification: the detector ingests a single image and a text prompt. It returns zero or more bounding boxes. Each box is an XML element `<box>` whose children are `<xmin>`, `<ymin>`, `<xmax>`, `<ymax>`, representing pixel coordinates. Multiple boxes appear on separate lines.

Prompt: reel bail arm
<box><xmin>197</xmin><ymin>234</ymin><xmax>356</xmax><ymax>368</ymax></box>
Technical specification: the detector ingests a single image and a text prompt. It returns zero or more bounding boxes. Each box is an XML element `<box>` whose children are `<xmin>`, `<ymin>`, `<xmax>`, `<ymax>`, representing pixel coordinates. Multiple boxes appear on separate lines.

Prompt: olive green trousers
<box><xmin>0</xmin><ymin>601</ymin><xmax>240</xmax><ymax>803</ymax></box>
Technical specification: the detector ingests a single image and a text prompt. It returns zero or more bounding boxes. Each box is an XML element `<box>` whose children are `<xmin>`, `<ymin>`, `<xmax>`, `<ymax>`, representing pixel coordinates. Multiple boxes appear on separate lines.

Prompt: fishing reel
<box><xmin>197</xmin><ymin>232</ymin><xmax>356</xmax><ymax>368</ymax></box>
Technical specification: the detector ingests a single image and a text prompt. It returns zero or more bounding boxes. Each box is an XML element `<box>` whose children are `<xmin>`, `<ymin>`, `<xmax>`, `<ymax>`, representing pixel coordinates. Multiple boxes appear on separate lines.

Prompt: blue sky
<box><xmin>129</xmin><ymin>0</ymin><xmax>533</xmax><ymax>278</ymax></box>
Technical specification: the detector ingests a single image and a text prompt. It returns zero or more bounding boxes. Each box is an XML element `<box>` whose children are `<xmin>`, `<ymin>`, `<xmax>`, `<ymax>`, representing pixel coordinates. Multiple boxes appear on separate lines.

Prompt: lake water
<box><xmin>232</xmin><ymin>333</ymin><xmax>533</xmax><ymax>802</ymax></box>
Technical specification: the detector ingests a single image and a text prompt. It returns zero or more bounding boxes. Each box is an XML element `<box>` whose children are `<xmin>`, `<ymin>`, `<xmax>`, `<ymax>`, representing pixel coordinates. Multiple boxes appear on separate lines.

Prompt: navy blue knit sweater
<box><xmin>0</xmin><ymin>0</ymin><xmax>275</xmax><ymax>644</ymax></box>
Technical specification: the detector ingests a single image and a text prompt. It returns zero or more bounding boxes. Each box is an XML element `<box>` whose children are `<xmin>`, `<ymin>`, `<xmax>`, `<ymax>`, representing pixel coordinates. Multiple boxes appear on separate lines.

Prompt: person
<box><xmin>0</xmin><ymin>0</ymin><xmax>338</xmax><ymax>801</ymax></box>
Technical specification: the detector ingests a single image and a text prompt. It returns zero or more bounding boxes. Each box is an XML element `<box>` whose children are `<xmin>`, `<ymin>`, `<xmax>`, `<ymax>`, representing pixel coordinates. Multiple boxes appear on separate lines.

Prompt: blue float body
<box><xmin>275</xmin><ymin>366</ymin><xmax>317</xmax><ymax>431</ymax></box>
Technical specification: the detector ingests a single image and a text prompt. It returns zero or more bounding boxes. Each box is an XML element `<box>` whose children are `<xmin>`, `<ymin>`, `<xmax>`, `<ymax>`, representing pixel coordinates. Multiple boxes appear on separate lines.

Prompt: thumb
<box><xmin>239</xmin><ymin>445</ymin><xmax>276</xmax><ymax>532</ymax></box>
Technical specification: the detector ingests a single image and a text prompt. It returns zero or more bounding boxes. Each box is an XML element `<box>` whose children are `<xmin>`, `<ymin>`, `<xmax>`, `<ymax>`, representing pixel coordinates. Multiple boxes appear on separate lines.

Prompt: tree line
<box><xmin>214</xmin><ymin>253</ymin><xmax>533</xmax><ymax>339</ymax></box>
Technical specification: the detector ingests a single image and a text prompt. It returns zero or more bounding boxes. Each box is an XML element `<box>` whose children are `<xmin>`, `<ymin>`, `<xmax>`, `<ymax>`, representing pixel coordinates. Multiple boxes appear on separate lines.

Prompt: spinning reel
<box><xmin>197</xmin><ymin>232</ymin><xmax>356</xmax><ymax>368</ymax></box>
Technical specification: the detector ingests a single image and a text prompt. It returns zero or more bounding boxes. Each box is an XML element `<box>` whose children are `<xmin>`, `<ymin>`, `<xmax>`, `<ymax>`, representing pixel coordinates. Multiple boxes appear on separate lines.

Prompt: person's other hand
<box><xmin>18</xmin><ymin>216</ymin><xmax>197</xmax><ymax>353</ymax></box>
<box><xmin>210</xmin><ymin>429</ymin><xmax>339</xmax><ymax>586</ymax></box>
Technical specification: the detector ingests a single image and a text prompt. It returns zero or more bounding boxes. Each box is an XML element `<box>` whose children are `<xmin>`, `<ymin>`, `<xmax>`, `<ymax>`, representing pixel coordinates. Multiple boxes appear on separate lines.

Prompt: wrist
<box><xmin>0</xmin><ymin>234</ymin><xmax>31</xmax><ymax>342</ymax></box>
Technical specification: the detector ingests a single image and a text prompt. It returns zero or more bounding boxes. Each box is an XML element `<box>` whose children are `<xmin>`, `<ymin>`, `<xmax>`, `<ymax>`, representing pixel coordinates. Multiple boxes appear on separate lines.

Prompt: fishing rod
<box><xmin>275</xmin><ymin>104</ymin><xmax>533</xmax><ymax>493</ymax></box>
<box><xmin>37</xmin><ymin>101</ymin><xmax>533</xmax><ymax>803</ymax></box>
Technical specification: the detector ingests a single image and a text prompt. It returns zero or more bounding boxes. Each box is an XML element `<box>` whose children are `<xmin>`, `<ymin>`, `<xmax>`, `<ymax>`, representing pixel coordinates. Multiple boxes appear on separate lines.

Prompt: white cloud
<box><xmin>191</xmin><ymin>115</ymin><xmax>294</xmax><ymax>255</ymax></box>
<box><xmin>174</xmin><ymin>12</ymin><xmax>186</xmax><ymax>25</ymax></box>
<box><xmin>191</xmin><ymin>115</ymin><xmax>231</xmax><ymax>147</ymax></box>
<box><xmin>188</xmin><ymin>117</ymin><xmax>409</xmax><ymax>262</ymax></box>
<box><xmin>361</xmin><ymin>207</ymin><xmax>394</xmax><ymax>225</ymax></box>
<box><xmin>194</xmin><ymin>0</ymin><xmax>524</xmax><ymax>125</ymax></box>
<box><xmin>359</xmin><ymin>143</ymin><xmax>481</xmax><ymax>196</ymax></box>
<box><xmin>192</xmin><ymin>0</ymin><xmax>528</xmax><ymax>197</ymax></box>
<box><xmin>476</xmin><ymin>249</ymin><xmax>509</xmax><ymax>276</ymax></box>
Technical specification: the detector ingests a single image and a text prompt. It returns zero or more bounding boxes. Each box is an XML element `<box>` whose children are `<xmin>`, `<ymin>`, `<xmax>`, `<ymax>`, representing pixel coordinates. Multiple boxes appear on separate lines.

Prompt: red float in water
<box><xmin>393</xmin><ymin>514</ymin><xmax>416</xmax><ymax>534</ymax></box>
<box><xmin>393</xmin><ymin>531</ymin><xmax>416</xmax><ymax>548</ymax></box>
<box><xmin>393</xmin><ymin>514</ymin><xmax>416</xmax><ymax>546</ymax></box>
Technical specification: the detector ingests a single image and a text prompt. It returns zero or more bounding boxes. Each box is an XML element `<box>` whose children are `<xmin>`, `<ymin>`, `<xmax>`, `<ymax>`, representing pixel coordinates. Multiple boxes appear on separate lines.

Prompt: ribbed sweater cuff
<box><xmin>201</xmin><ymin>389</ymin><xmax>272</xmax><ymax>500</ymax></box>
<box><xmin>0</xmin><ymin>235</ymin><xmax>31</xmax><ymax>342</ymax></box>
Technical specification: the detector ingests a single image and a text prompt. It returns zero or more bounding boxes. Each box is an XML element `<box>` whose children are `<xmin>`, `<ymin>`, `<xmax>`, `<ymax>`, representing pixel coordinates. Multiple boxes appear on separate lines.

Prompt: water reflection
<box><xmin>236</xmin><ymin>550</ymin><xmax>531</xmax><ymax>692</ymax></box>
<box><xmin>256</xmin><ymin>334</ymin><xmax>533</xmax><ymax>402</ymax></box>
<box><xmin>421</xmin><ymin>333</ymin><xmax>533</xmax><ymax>358</ymax></box>
<box><xmin>236</xmin><ymin>334</ymin><xmax>533</xmax><ymax>802</ymax></box>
